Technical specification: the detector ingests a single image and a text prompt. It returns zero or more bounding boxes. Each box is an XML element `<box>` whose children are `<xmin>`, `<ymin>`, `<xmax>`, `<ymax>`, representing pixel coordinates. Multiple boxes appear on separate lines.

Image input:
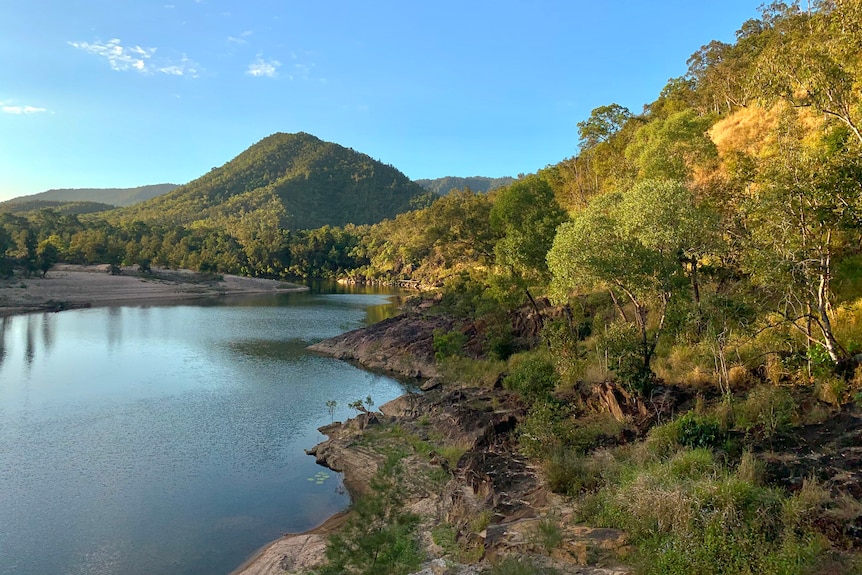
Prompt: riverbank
<box><xmin>234</xmin><ymin>311</ymin><xmax>635</xmax><ymax>575</ymax></box>
<box><xmin>233</xmin><ymin>305</ymin><xmax>862</xmax><ymax>575</ymax></box>
<box><xmin>0</xmin><ymin>264</ymin><xmax>307</xmax><ymax>317</ymax></box>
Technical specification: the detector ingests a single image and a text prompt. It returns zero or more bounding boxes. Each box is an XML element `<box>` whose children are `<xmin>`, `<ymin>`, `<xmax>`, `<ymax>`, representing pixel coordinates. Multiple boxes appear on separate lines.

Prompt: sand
<box><xmin>0</xmin><ymin>264</ymin><xmax>308</xmax><ymax>317</ymax></box>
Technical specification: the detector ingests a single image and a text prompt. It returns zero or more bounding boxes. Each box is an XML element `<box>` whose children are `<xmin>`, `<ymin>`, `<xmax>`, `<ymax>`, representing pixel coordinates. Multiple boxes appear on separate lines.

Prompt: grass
<box><xmin>572</xmin><ymin>443</ymin><xmax>828</xmax><ymax>575</ymax></box>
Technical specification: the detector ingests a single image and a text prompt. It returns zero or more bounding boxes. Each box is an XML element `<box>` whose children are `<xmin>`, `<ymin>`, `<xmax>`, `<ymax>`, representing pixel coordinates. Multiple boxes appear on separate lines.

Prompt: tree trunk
<box><xmin>817</xmin><ymin>250</ymin><xmax>842</xmax><ymax>362</ymax></box>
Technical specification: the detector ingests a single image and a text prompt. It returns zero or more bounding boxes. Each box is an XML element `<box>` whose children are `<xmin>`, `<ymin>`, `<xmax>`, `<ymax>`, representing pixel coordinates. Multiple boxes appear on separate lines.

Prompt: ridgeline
<box><xmin>114</xmin><ymin>132</ymin><xmax>429</xmax><ymax>231</ymax></box>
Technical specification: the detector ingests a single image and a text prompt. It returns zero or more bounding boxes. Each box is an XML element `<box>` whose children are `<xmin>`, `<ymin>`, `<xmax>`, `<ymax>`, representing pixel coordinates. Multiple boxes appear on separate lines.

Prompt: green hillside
<box><xmin>4</xmin><ymin>184</ymin><xmax>177</xmax><ymax>208</ymax></box>
<box><xmin>415</xmin><ymin>176</ymin><xmax>514</xmax><ymax>195</ymax></box>
<box><xmin>117</xmin><ymin>132</ymin><xmax>428</xmax><ymax>231</ymax></box>
<box><xmin>0</xmin><ymin>199</ymin><xmax>116</xmax><ymax>215</ymax></box>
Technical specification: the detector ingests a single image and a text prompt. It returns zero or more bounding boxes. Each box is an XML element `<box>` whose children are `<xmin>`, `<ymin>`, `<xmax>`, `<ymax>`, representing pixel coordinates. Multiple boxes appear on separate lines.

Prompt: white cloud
<box><xmin>228</xmin><ymin>30</ymin><xmax>253</xmax><ymax>44</ymax></box>
<box><xmin>69</xmin><ymin>38</ymin><xmax>200</xmax><ymax>77</ymax></box>
<box><xmin>247</xmin><ymin>55</ymin><xmax>280</xmax><ymax>78</ymax></box>
<box><xmin>1</xmin><ymin>102</ymin><xmax>48</xmax><ymax>115</ymax></box>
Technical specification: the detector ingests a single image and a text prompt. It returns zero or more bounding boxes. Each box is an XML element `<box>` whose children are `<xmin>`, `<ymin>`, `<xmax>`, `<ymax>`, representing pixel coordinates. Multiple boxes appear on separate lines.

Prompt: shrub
<box><xmin>518</xmin><ymin>400</ymin><xmax>572</xmax><ymax>458</ymax></box>
<box><xmin>318</xmin><ymin>453</ymin><xmax>424</xmax><ymax>575</ymax></box>
<box><xmin>504</xmin><ymin>354</ymin><xmax>559</xmax><ymax>403</ymax></box>
<box><xmin>433</xmin><ymin>328</ymin><xmax>468</xmax><ymax>362</ymax></box>
<box><xmin>545</xmin><ymin>447</ymin><xmax>620</xmax><ymax>495</ymax></box>
<box><xmin>584</xmin><ymin>452</ymin><xmax>824</xmax><ymax>575</ymax></box>
<box><xmin>734</xmin><ymin>385</ymin><xmax>796</xmax><ymax>440</ymax></box>
<box><xmin>597</xmin><ymin>322</ymin><xmax>655</xmax><ymax>395</ymax></box>
<box><xmin>676</xmin><ymin>412</ymin><xmax>723</xmax><ymax>449</ymax></box>
<box><xmin>531</xmin><ymin>518</ymin><xmax>563</xmax><ymax>553</ymax></box>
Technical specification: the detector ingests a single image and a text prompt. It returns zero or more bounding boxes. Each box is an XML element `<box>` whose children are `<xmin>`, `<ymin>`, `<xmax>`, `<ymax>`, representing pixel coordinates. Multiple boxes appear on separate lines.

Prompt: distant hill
<box><xmin>0</xmin><ymin>199</ymin><xmax>116</xmax><ymax>215</ymax></box>
<box><xmin>117</xmin><ymin>132</ymin><xmax>428</xmax><ymax>230</ymax></box>
<box><xmin>3</xmin><ymin>184</ymin><xmax>178</xmax><ymax>208</ymax></box>
<box><xmin>415</xmin><ymin>176</ymin><xmax>515</xmax><ymax>195</ymax></box>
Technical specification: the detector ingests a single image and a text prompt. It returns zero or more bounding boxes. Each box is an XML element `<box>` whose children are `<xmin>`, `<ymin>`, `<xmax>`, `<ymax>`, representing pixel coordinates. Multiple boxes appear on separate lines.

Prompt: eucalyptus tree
<box><xmin>755</xmin><ymin>0</ymin><xmax>862</xmax><ymax>145</ymax></box>
<box><xmin>548</xmin><ymin>179</ymin><xmax>719</xmax><ymax>389</ymax></box>
<box><xmin>740</xmin><ymin>110</ymin><xmax>862</xmax><ymax>363</ymax></box>
<box><xmin>490</xmin><ymin>175</ymin><xmax>568</xmax><ymax>318</ymax></box>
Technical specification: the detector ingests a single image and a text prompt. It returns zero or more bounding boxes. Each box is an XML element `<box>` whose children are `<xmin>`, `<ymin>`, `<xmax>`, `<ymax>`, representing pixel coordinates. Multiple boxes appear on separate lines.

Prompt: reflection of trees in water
<box><xmin>0</xmin><ymin>317</ymin><xmax>7</xmax><ymax>369</ymax></box>
<box><xmin>25</xmin><ymin>314</ymin><xmax>35</xmax><ymax>367</ymax></box>
<box><xmin>41</xmin><ymin>313</ymin><xmax>55</xmax><ymax>358</ymax></box>
<box><xmin>107</xmin><ymin>306</ymin><xmax>122</xmax><ymax>351</ymax></box>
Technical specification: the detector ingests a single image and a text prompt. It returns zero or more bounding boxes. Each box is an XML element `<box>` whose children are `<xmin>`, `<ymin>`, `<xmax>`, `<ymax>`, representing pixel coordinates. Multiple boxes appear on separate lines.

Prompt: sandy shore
<box><xmin>0</xmin><ymin>264</ymin><xmax>308</xmax><ymax>317</ymax></box>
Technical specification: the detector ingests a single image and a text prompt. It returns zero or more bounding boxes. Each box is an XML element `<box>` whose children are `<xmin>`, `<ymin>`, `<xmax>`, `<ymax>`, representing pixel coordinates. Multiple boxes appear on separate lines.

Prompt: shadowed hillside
<box><xmin>3</xmin><ymin>184</ymin><xmax>177</xmax><ymax>208</ymax></box>
<box><xmin>415</xmin><ymin>175</ymin><xmax>514</xmax><ymax>195</ymax></box>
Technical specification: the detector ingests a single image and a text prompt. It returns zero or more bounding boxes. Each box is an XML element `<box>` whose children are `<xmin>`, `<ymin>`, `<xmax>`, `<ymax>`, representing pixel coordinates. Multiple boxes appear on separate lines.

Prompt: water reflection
<box><xmin>106</xmin><ymin>306</ymin><xmax>122</xmax><ymax>352</ymax></box>
<box><xmin>40</xmin><ymin>313</ymin><xmax>55</xmax><ymax>359</ymax></box>
<box><xmin>24</xmin><ymin>314</ymin><xmax>35</xmax><ymax>368</ymax></box>
<box><xmin>0</xmin><ymin>316</ymin><xmax>7</xmax><ymax>369</ymax></box>
<box><xmin>0</xmin><ymin>291</ymin><xmax>407</xmax><ymax>575</ymax></box>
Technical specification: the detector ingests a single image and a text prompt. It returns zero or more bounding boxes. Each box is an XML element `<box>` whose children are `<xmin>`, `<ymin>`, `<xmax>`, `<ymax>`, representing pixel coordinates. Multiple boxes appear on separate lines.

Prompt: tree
<box><xmin>740</xmin><ymin>110</ymin><xmax>862</xmax><ymax>363</ymax></box>
<box><xmin>626</xmin><ymin>110</ymin><xmax>719</xmax><ymax>182</ymax></box>
<box><xmin>755</xmin><ymin>1</ymin><xmax>862</xmax><ymax>144</ymax></box>
<box><xmin>318</xmin><ymin>453</ymin><xmax>422</xmax><ymax>575</ymax></box>
<box><xmin>36</xmin><ymin>240</ymin><xmax>59</xmax><ymax>278</ymax></box>
<box><xmin>577</xmin><ymin>104</ymin><xmax>634</xmax><ymax>151</ymax></box>
<box><xmin>490</xmin><ymin>175</ymin><xmax>568</xmax><ymax>318</ymax></box>
<box><xmin>548</xmin><ymin>180</ymin><xmax>719</xmax><ymax>390</ymax></box>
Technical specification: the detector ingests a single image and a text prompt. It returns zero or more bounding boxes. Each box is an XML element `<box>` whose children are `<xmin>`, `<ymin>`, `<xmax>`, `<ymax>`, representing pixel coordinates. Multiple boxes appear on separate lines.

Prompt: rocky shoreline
<box><xmin>234</xmin><ymin>312</ymin><xmax>634</xmax><ymax>575</ymax></box>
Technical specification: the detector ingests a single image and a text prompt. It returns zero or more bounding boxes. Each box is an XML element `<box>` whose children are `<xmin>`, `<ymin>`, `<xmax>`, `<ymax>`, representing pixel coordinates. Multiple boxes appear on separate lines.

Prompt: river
<box><xmin>0</xmin><ymin>287</ymin><xmax>407</xmax><ymax>575</ymax></box>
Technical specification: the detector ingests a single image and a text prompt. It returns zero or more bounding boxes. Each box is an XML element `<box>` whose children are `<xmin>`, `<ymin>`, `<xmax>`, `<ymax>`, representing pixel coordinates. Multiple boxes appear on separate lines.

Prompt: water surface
<box><xmin>0</xmin><ymin>289</ymin><xmax>406</xmax><ymax>575</ymax></box>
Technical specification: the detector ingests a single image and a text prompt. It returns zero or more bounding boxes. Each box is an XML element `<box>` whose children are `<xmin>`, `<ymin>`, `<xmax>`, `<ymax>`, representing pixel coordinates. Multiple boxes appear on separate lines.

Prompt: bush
<box><xmin>318</xmin><ymin>453</ymin><xmax>424</xmax><ymax>575</ymax></box>
<box><xmin>518</xmin><ymin>400</ymin><xmax>572</xmax><ymax>458</ymax></box>
<box><xmin>433</xmin><ymin>328</ymin><xmax>468</xmax><ymax>362</ymax></box>
<box><xmin>597</xmin><ymin>322</ymin><xmax>656</xmax><ymax>395</ymax></box>
<box><xmin>734</xmin><ymin>385</ymin><xmax>796</xmax><ymax>440</ymax></box>
<box><xmin>504</xmin><ymin>354</ymin><xmax>559</xmax><ymax>403</ymax></box>
<box><xmin>676</xmin><ymin>412</ymin><xmax>723</xmax><ymax>449</ymax></box>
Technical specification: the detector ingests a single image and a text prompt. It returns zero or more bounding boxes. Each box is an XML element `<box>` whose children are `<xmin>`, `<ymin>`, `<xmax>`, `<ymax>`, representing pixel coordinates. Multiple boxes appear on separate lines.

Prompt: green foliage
<box><xmin>676</xmin><ymin>412</ymin><xmax>723</xmax><ymax>449</ymax></box>
<box><xmin>317</xmin><ymin>453</ymin><xmax>424</xmax><ymax>575</ymax></box>
<box><xmin>490</xmin><ymin>174</ymin><xmax>568</xmax><ymax>286</ymax></box>
<box><xmin>432</xmin><ymin>328</ymin><xmax>468</xmax><ymax>362</ymax></box>
<box><xmin>503</xmin><ymin>354</ymin><xmax>559</xmax><ymax>403</ymax></box>
<box><xmin>577</xmin><ymin>103</ymin><xmax>634</xmax><ymax>151</ymax></box>
<box><xmin>531</xmin><ymin>518</ymin><xmax>563</xmax><ymax>553</ymax></box>
<box><xmin>597</xmin><ymin>322</ymin><xmax>655</xmax><ymax>395</ymax></box>
<box><xmin>626</xmin><ymin>110</ymin><xmax>719</xmax><ymax>180</ymax></box>
<box><xmin>577</xmin><ymin>446</ymin><xmax>825</xmax><ymax>575</ymax></box>
<box><xmin>120</xmin><ymin>132</ymin><xmax>427</xmax><ymax>232</ymax></box>
<box><xmin>734</xmin><ymin>386</ymin><xmax>796</xmax><ymax>440</ymax></box>
<box><xmin>415</xmin><ymin>176</ymin><xmax>515</xmax><ymax>195</ymax></box>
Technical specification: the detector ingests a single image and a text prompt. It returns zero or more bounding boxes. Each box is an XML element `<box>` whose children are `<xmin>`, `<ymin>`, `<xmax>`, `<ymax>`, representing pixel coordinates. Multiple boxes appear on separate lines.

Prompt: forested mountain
<box><xmin>116</xmin><ymin>132</ymin><xmax>429</xmax><ymax>231</ymax></box>
<box><xmin>415</xmin><ymin>176</ymin><xmax>514</xmax><ymax>195</ymax></box>
<box><xmin>0</xmin><ymin>200</ymin><xmax>116</xmax><ymax>215</ymax></box>
<box><xmin>3</xmin><ymin>184</ymin><xmax>177</xmax><ymax>208</ymax></box>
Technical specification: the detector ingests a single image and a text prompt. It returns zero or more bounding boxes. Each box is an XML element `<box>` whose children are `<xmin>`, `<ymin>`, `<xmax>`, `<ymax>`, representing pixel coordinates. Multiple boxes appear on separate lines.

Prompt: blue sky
<box><xmin>0</xmin><ymin>1</ymin><xmax>761</xmax><ymax>201</ymax></box>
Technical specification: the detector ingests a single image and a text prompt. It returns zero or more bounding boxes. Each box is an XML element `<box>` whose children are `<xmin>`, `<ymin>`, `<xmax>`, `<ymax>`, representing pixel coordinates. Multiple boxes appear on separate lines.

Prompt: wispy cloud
<box><xmin>228</xmin><ymin>30</ymin><xmax>253</xmax><ymax>44</ymax></box>
<box><xmin>69</xmin><ymin>38</ymin><xmax>200</xmax><ymax>77</ymax></box>
<box><xmin>247</xmin><ymin>55</ymin><xmax>280</xmax><ymax>78</ymax></box>
<box><xmin>1</xmin><ymin>101</ymin><xmax>48</xmax><ymax>115</ymax></box>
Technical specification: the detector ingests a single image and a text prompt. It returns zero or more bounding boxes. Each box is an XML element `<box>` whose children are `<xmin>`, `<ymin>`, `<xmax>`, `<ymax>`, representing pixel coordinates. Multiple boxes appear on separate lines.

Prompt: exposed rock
<box><xmin>308</xmin><ymin>312</ymin><xmax>457</xmax><ymax>379</ymax></box>
<box><xmin>231</xmin><ymin>534</ymin><xmax>327</xmax><ymax>575</ymax></box>
<box><xmin>421</xmin><ymin>377</ymin><xmax>443</xmax><ymax>391</ymax></box>
<box><xmin>307</xmin><ymin>437</ymin><xmax>381</xmax><ymax>498</ymax></box>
